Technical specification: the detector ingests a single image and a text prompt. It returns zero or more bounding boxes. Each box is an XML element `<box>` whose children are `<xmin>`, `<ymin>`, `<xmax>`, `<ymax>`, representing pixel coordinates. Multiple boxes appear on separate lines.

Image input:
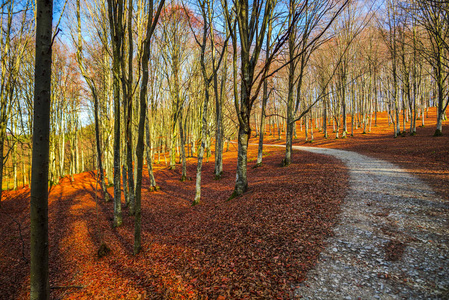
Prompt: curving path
<box><xmin>263</xmin><ymin>144</ymin><xmax>449</xmax><ymax>299</ymax></box>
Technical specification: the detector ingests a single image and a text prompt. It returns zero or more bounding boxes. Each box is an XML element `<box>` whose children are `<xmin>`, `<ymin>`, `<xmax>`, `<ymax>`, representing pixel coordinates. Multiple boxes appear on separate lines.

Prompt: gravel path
<box><xmin>264</xmin><ymin>145</ymin><xmax>449</xmax><ymax>299</ymax></box>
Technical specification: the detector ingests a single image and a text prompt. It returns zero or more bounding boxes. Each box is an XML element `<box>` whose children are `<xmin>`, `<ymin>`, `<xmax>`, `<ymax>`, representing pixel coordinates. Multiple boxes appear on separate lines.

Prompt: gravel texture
<box><xmin>284</xmin><ymin>146</ymin><xmax>449</xmax><ymax>299</ymax></box>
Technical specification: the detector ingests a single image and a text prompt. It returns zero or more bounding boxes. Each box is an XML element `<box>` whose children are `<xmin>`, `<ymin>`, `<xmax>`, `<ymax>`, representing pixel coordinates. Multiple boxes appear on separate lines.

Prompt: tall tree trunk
<box><xmin>122</xmin><ymin>159</ymin><xmax>128</xmax><ymax>206</ymax></box>
<box><xmin>12</xmin><ymin>117</ymin><xmax>17</xmax><ymax>190</ymax></box>
<box><xmin>351</xmin><ymin>77</ymin><xmax>355</xmax><ymax>136</ymax></box>
<box><xmin>233</xmin><ymin>122</ymin><xmax>250</xmax><ymax>197</ymax></box>
<box><xmin>30</xmin><ymin>0</ymin><xmax>52</xmax><ymax>298</ymax></box>
<box><xmin>112</xmin><ymin>60</ymin><xmax>122</xmax><ymax>226</ymax></box>
<box><xmin>125</xmin><ymin>0</ymin><xmax>135</xmax><ymax>214</ymax></box>
<box><xmin>341</xmin><ymin>72</ymin><xmax>347</xmax><ymax>138</ymax></box>
<box><xmin>179</xmin><ymin>114</ymin><xmax>187</xmax><ymax>181</ymax></box>
<box><xmin>284</xmin><ymin>1</ymin><xmax>295</xmax><ymax>166</ymax></box>
<box><xmin>145</xmin><ymin>114</ymin><xmax>157</xmax><ymax>187</ymax></box>
<box><xmin>59</xmin><ymin>116</ymin><xmax>64</xmax><ymax>178</ymax></box>
<box><xmin>108</xmin><ymin>0</ymin><xmax>124</xmax><ymax>227</ymax></box>
<box><xmin>434</xmin><ymin>48</ymin><xmax>445</xmax><ymax>136</ymax></box>
<box><xmin>193</xmin><ymin>96</ymin><xmax>209</xmax><ymax>205</ymax></box>
<box><xmin>213</xmin><ymin>64</ymin><xmax>225</xmax><ymax>178</ymax></box>
<box><xmin>323</xmin><ymin>93</ymin><xmax>328</xmax><ymax>138</ymax></box>
<box><xmin>134</xmin><ymin>1</ymin><xmax>164</xmax><ymax>254</ymax></box>
<box><xmin>94</xmin><ymin>91</ymin><xmax>108</xmax><ymax>201</ymax></box>
<box><xmin>0</xmin><ymin>129</ymin><xmax>4</xmax><ymax>203</ymax></box>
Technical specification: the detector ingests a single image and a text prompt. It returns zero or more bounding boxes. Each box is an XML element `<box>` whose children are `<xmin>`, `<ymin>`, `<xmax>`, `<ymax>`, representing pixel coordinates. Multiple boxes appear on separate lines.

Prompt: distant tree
<box><xmin>411</xmin><ymin>0</ymin><xmax>448</xmax><ymax>136</ymax></box>
<box><xmin>379</xmin><ymin>0</ymin><xmax>401</xmax><ymax>137</ymax></box>
<box><xmin>74</xmin><ymin>0</ymin><xmax>109</xmax><ymax>201</ymax></box>
<box><xmin>0</xmin><ymin>0</ymin><xmax>31</xmax><ymax>202</ymax></box>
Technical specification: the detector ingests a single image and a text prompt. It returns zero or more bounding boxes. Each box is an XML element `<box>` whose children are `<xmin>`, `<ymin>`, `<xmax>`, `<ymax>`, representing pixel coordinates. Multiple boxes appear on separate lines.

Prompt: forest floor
<box><xmin>1</xmin><ymin>108</ymin><xmax>448</xmax><ymax>299</ymax></box>
<box><xmin>255</xmin><ymin>107</ymin><xmax>449</xmax><ymax>203</ymax></box>
<box><xmin>0</xmin><ymin>146</ymin><xmax>348</xmax><ymax>299</ymax></box>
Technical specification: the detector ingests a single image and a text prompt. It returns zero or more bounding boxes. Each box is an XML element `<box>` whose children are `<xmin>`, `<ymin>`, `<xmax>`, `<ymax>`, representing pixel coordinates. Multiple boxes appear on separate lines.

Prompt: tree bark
<box><xmin>107</xmin><ymin>0</ymin><xmax>124</xmax><ymax>227</ymax></box>
<box><xmin>134</xmin><ymin>0</ymin><xmax>164</xmax><ymax>254</ymax></box>
<box><xmin>179</xmin><ymin>113</ymin><xmax>187</xmax><ymax>181</ymax></box>
<box><xmin>145</xmin><ymin>115</ymin><xmax>157</xmax><ymax>187</ymax></box>
<box><xmin>30</xmin><ymin>0</ymin><xmax>52</xmax><ymax>298</ymax></box>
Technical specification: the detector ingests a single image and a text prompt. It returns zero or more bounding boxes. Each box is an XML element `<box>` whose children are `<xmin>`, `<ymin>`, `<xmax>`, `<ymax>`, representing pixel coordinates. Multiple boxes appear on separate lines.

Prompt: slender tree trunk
<box><xmin>93</xmin><ymin>92</ymin><xmax>108</xmax><ymax>201</ymax></box>
<box><xmin>30</xmin><ymin>0</ymin><xmax>52</xmax><ymax>297</ymax></box>
<box><xmin>342</xmin><ymin>74</ymin><xmax>347</xmax><ymax>138</ymax></box>
<box><xmin>256</xmin><ymin>78</ymin><xmax>268</xmax><ymax>165</ymax></box>
<box><xmin>108</xmin><ymin>0</ymin><xmax>124</xmax><ymax>227</ymax></box>
<box><xmin>193</xmin><ymin>96</ymin><xmax>209</xmax><ymax>205</ymax></box>
<box><xmin>0</xmin><ymin>130</ymin><xmax>4</xmax><ymax>202</ymax></box>
<box><xmin>284</xmin><ymin>2</ymin><xmax>295</xmax><ymax>166</ymax></box>
<box><xmin>213</xmin><ymin>54</ymin><xmax>226</xmax><ymax>178</ymax></box>
<box><xmin>12</xmin><ymin>122</ymin><xmax>17</xmax><ymax>190</ymax></box>
<box><xmin>323</xmin><ymin>90</ymin><xmax>328</xmax><ymax>138</ymax></box>
<box><xmin>145</xmin><ymin>115</ymin><xmax>157</xmax><ymax>187</ymax></box>
<box><xmin>434</xmin><ymin>48</ymin><xmax>445</xmax><ymax>136</ymax></box>
<box><xmin>233</xmin><ymin>123</ymin><xmax>250</xmax><ymax>197</ymax></box>
<box><xmin>179</xmin><ymin>114</ymin><xmax>187</xmax><ymax>181</ymax></box>
<box><xmin>122</xmin><ymin>160</ymin><xmax>128</xmax><ymax>206</ymax></box>
<box><xmin>59</xmin><ymin>117</ymin><xmax>64</xmax><ymax>178</ymax></box>
<box><xmin>134</xmin><ymin>0</ymin><xmax>164</xmax><ymax>252</ymax></box>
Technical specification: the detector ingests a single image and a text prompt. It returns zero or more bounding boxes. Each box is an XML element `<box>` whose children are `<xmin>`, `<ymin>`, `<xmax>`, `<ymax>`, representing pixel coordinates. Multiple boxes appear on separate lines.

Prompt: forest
<box><xmin>1</xmin><ymin>0</ymin><xmax>448</xmax><ymax>298</ymax></box>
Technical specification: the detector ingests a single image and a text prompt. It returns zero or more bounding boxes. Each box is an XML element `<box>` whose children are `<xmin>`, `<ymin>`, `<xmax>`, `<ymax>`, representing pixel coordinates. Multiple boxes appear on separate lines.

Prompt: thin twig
<box><xmin>50</xmin><ymin>285</ymin><xmax>84</xmax><ymax>289</ymax></box>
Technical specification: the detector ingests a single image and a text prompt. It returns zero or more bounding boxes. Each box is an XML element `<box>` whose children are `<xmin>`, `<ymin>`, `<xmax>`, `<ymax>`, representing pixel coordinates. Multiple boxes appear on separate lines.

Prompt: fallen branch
<box><xmin>50</xmin><ymin>285</ymin><xmax>84</xmax><ymax>289</ymax></box>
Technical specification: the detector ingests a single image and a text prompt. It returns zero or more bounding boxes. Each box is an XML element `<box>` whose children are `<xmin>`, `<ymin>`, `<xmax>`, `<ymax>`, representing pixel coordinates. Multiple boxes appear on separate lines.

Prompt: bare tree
<box><xmin>223</xmin><ymin>0</ymin><xmax>276</xmax><ymax>198</ymax></box>
<box><xmin>74</xmin><ymin>0</ymin><xmax>109</xmax><ymax>201</ymax></box>
<box><xmin>411</xmin><ymin>0</ymin><xmax>448</xmax><ymax>136</ymax></box>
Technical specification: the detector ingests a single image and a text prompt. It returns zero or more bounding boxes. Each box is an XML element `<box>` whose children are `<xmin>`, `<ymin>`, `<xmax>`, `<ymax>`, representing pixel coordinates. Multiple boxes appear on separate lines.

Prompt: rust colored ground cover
<box><xmin>257</xmin><ymin>107</ymin><xmax>449</xmax><ymax>202</ymax></box>
<box><xmin>0</xmin><ymin>146</ymin><xmax>348</xmax><ymax>299</ymax></box>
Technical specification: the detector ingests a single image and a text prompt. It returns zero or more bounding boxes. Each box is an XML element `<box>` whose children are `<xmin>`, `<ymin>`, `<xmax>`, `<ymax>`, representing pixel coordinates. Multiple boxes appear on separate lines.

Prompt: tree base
<box><xmin>228</xmin><ymin>181</ymin><xmax>248</xmax><ymax>201</ymax></box>
<box><xmin>104</xmin><ymin>192</ymin><xmax>111</xmax><ymax>202</ymax></box>
<box><xmin>128</xmin><ymin>205</ymin><xmax>135</xmax><ymax>216</ymax></box>
<box><xmin>252</xmin><ymin>163</ymin><xmax>262</xmax><ymax>169</ymax></box>
<box><xmin>434</xmin><ymin>129</ymin><xmax>443</xmax><ymax>136</ymax></box>
<box><xmin>97</xmin><ymin>243</ymin><xmax>111</xmax><ymax>258</ymax></box>
<box><xmin>282</xmin><ymin>158</ymin><xmax>291</xmax><ymax>167</ymax></box>
<box><xmin>213</xmin><ymin>171</ymin><xmax>223</xmax><ymax>180</ymax></box>
<box><xmin>113</xmin><ymin>217</ymin><xmax>123</xmax><ymax>228</ymax></box>
<box><xmin>180</xmin><ymin>175</ymin><xmax>187</xmax><ymax>182</ymax></box>
<box><xmin>133</xmin><ymin>246</ymin><xmax>141</xmax><ymax>256</ymax></box>
<box><xmin>148</xmin><ymin>185</ymin><xmax>161</xmax><ymax>192</ymax></box>
<box><xmin>227</xmin><ymin>190</ymin><xmax>238</xmax><ymax>201</ymax></box>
